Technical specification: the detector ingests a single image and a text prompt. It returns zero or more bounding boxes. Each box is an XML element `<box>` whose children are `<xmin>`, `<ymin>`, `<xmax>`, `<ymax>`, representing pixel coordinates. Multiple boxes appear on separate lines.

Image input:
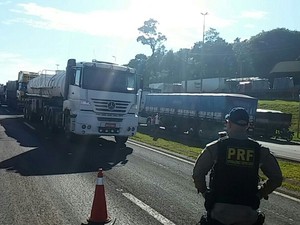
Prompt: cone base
<box><xmin>86</xmin><ymin>217</ymin><xmax>112</xmax><ymax>225</ymax></box>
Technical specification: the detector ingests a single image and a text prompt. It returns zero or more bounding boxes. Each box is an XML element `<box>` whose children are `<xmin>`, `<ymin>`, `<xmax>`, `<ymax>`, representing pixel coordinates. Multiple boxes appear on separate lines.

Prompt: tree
<box><xmin>191</xmin><ymin>28</ymin><xmax>237</xmax><ymax>78</ymax></box>
<box><xmin>127</xmin><ymin>54</ymin><xmax>147</xmax><ymax>73</ymax></box>
<box><xmin>248</xmin><ymin>28</ymin><xmax>300</xmax><ymax>76</ymax></box>
<box><xmin>137</xmin><ymin>18</ymin><xmax>167</xmax><ymax>55</ymax></box>
<box><xmin>205</xmin><ymin>28</ymin><xmax>223</xmax><ymax>43</ymax></box>
<box><xmin>130</xmin><ymin>26</ymin><xmax>300</xmax><ymax>87</ymax></box>
<box><xmin>127</xmin><ymin>54</ymin><xmax>150</xmax><ymax>85</ymax></box>
<box><xmin>232</xmin><ymin>38</ymin><xmax>255</xmax><ymax>77</ymax></box>
<box><xmin>158</xmin><ymin>49</ymin><xmax>191</xmax><ymax>83</ymax></box>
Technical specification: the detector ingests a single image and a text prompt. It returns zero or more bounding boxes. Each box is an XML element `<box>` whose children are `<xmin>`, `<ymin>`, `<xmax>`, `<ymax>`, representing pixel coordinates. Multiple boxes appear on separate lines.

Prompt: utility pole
<box><xmin>201</xmin><ymin>12</ymin><xmax>208</xmax><ymax>43</ymax></box>
<box><xmin>297</xmin><ymin>93</ymin><xmax>300</xmax><ymax>138</ymax></box>
<box><xmin>200</xmin><ymin>12</ymin><xmax>208</xmax><ymax>91</ymax></box>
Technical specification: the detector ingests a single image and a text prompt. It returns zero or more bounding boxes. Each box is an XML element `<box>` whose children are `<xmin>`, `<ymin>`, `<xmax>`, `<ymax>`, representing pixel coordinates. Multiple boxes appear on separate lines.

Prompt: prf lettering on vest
<box><xmin>226</xmin><ymin>147</ymin><xmax>255</xmax><ymax>167</ymax></box>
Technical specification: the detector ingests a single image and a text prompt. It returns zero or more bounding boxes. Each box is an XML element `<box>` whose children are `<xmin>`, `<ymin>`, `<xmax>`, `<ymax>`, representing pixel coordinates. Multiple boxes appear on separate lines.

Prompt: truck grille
<box><xmin>91</xmin><ymin>98</ymin><xmax>130</xmax><ymax>114</ymax></box>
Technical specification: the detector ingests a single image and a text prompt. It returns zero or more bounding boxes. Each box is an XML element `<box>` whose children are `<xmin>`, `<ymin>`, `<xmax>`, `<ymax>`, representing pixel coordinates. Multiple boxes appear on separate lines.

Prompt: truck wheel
<box><xmin>42</xmin><ymin>108</ymin><xmax>49</xmax><ymax>127</ymax></box>
<box><xmin>114</xmin><ymin>136</ymin><xmax>128</xmax><ymax>145</ymax></box>
<box><xmin>286</xmin><ymin>133</ymin><xmax>293</xmax><ymax>142</ymax></box>
<box><xmin>47</xmin><ymin>111</ymin><xmax>56</xmax><ymax>133</ymax></box>
<box><xmin>43</xmin><ymin>114</ymin><xmax>48</xmax><ymax>127</ymax></box>
<box><xmin>28</xmin><ymin>110</ymin><xmax>34</xmax><ymax>121</ymax></box>
<box><xmin>64</xmin><ymin>111</ymin><xmax>76</xmax><ymax>141</ymax></box>
<box><xmin>24</xmin><ymin>107</ymin><xmax>28</xmax><ymax>120</ymax></box>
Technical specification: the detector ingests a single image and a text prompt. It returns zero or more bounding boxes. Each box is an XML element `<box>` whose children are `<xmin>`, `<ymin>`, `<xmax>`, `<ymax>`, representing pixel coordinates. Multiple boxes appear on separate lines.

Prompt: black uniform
<box><xmin>193</xmin><ymin>135</ymin><xmax>282</xmax><ymax>225</ymax></box>
<box><xmin>210</xmin><ymin>137</ymin><xmax>261</xmax><ymax>209</ymax></box>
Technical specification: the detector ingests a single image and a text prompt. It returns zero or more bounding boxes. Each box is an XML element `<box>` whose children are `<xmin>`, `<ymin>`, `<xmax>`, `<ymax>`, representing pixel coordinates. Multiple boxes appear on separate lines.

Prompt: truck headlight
<box><xmin>80</xmin><ymin>100</ymin><xmax>91</xmax><ymax>105</ymax></box>
<box><xmin>80</xmin><ymin>100</ymin><xmax>93</xmax><ymax>110</ymax></box>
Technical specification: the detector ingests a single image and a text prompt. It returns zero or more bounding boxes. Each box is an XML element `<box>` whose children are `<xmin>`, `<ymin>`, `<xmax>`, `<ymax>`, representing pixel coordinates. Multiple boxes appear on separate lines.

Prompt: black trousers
<box><xmin>199</xmin><ymin>212</ymin><xmax>265</xmax><ymax>225</ymax></box>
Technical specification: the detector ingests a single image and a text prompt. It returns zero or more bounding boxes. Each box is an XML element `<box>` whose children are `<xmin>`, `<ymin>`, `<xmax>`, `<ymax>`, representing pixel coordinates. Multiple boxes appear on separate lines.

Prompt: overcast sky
<box><xmin>0</xmin><ymin>0</ymin><xmax>299</xmax><ymax>84</ymax></box>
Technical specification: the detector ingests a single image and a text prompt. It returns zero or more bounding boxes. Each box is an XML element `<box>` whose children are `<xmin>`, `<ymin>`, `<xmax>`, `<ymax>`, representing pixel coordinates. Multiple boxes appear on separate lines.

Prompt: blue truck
<box><xmin>139</xmin><ymin>93</ymin><xmax>258</xmax><ymax>139</ymax></box>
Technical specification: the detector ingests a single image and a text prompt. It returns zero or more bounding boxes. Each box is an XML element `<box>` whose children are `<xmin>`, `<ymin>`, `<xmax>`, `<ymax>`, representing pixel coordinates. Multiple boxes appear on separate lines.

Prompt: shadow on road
<box><xmin>0</xmin><ymin>117</ymin><xmax>133</xmax><ymax>176</ymax></box>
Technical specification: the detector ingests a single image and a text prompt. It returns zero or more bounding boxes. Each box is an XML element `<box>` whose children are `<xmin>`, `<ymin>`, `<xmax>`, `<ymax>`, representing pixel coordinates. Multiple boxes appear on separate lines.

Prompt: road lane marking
<box><xmin>128</xmin><ymin>140</ymin><xmax>192</xmax><ymax>164</ymax></box>
<box><xmin>274</xmin><ymin>191</ymin><xmax>300</xmax><ymax>203</ymax></box>
<box><xmin>122</xmin><ymin>192</ymin><xmax>176</xmax><ymax>225</ymax></box>
<box><xmin>128</xmin><ymin>140</ymin><xmax>300</xmax><ymax>202</ymax></box>
<box><xmin>23</xmin><ymin>122</ymin><xmax>36</xmax><ymax>130</ymax></box>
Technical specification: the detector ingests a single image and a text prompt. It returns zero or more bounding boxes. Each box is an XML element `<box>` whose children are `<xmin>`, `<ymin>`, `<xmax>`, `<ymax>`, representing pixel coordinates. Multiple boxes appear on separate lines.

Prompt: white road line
<box><xmin>123</xmin><ymin>192</ymin><xmax>176</xmax><ymax>225</ymax></box>
<box><xmin>23</xmin><ymin>122</ymin><xmax>36</xmax><ymax>130</ymax></box>
<box><xmin>128</xmin><ymin>140</ymin><xmax>300</xmax><ymax>202</ymax></box>
<box><xmin>127</xmin><ymin>140</ymin><xmax>192</xmax><ymax>164</ymax></box>
<box><xmin>274</xmin><ymin>191</ymin><xmax>300</xmax><ymax>203</ymax></box>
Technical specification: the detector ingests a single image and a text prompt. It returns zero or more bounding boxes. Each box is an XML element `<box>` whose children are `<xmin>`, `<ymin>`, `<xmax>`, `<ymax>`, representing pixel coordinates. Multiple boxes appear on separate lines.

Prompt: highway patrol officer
<box><xmin>193</xmin><ymin>107</ymin><xmax>283</xmax><ymax>225</ymax></box>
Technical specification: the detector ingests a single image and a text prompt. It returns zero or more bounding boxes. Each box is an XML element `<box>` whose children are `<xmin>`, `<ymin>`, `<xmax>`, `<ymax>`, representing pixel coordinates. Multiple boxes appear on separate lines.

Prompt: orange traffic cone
<box><xmin>85</xmin><ymin>168</ymin><xmax>111</xmax><ymax>225</ymax></box>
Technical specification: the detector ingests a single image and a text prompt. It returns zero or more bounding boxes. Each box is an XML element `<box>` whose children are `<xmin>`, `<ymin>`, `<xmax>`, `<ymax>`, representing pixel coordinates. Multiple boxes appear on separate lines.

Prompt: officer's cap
<box><xmin>225</xmin><ymin>107</ymin><xmax>249</xmax><ymax>126</ymax></box>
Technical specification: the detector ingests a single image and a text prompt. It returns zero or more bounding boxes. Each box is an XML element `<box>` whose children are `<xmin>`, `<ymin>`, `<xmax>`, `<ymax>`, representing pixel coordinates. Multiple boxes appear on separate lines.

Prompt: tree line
<box><xmin>127</xmin><ymin>18</ymin><xmax>300</xmax><ymax>87</ymax></box>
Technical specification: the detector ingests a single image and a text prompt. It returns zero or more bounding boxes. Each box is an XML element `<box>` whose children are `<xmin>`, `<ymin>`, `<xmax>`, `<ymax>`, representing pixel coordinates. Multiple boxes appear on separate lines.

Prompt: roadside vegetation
<box><xmin>131</xmin><ymin>100</ymin><xmax>300</xmax><ymax>194</ymax></box>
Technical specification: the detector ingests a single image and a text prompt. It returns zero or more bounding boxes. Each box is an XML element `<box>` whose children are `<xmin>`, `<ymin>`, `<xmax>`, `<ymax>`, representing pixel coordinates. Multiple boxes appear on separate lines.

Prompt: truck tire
<box><xmin>47</xmin><ymin>110</ymin><xmax>56</xmax><ymax>133</ymax></box>
<box><xmin>286</xmin><ymin>133</ymin><xmax>293</xmax><ymax>142</ymax></box>
<box><xmin>114</xmin><ymin>136</ymin><xmax>128</xmax><ymax>145</ymax></box>
<box><xmin>43</xmin><ymin>114</ymin><xmax>48</xmax><ymax>127</ymax></box>
<box><xmin>64</xmin><ymin>110</ymin><xmax>76</xmax><ymax>141</ymax></box>
<box><xmin>23</xmin><ymin>106</ymin><xmax>28</xmax><ymax>120</ymax></box>
<box><xmin>42</xmin><ymin>108</ymin><xmax>49</xmax><ymax>127</ymax></box>
<box><xmin>24</xmin><ymin>105</ymin><xmax>33</xmax><ymax>121</ymax></box>
<box><xmin>27</xmin><ymin>109</ymin><xmax>34</xmax><ymax>122</ymax></box>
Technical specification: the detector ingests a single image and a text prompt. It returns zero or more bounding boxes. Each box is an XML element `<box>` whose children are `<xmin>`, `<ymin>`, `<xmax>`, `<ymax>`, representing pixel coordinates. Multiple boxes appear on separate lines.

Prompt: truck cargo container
<box><xmin>139</xmin><ymin>93</ymin><xmax>258</xmax><ymax>139</ymax></box>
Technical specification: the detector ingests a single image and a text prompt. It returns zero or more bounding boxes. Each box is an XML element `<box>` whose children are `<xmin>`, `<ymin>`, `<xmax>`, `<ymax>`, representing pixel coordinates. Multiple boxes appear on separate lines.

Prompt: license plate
<box><xmin>105</xmin><ymin>123</ymin><xmax>116</xmax><ymax>127</ymax></box>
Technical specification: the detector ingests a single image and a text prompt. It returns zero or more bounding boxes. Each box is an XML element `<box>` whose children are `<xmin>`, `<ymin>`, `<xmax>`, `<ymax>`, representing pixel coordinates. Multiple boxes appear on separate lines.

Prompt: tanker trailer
<box><xmin>17</xmin><ymin>71</ymin><xmax>39</xmax><ymax>109</ymax></box>
<box><xmin>24</xmin><ymin>58</ymin><xmax>142</xmax><ymax>144</ymax></box>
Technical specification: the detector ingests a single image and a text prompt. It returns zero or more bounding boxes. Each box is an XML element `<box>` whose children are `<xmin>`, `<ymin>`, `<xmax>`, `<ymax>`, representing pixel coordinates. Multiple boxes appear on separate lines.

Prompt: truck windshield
<box><xmin>82</xmin><ymin>66</ymin><xmax>137</xmax><ymax>93</ymax></box>
<box><xmin>18</xmin><ymin>82</ymin><xmax>27</xmax><ymax>91</ymax></box>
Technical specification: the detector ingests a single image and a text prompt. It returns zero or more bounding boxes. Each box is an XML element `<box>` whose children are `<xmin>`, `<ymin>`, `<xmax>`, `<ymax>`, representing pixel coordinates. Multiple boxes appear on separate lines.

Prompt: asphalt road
<box><xmin>0</xmin><ymin>107</ymin><xmax>299</xmax><ymax>225</ymax></box>
<box><xmin>257</xmin><ymin>140</ymin><xmax>300</xmax><ymax>162</ymax></box>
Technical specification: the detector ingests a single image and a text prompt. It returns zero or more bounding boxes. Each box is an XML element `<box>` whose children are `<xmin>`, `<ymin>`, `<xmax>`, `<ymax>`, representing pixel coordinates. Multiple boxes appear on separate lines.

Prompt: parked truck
<box><xmin>5</xmin><ymin>80</ymin><xmax>18</xmax><ymax>109</ymax></box>
<box><xmin>24</xmin><ymin>59</ymin><xmax>142</xmax><ymax>144</ymax></box>
<box><xmin>4</xmin><ymin>71</ymin><xmax>39</xmax><ymax>110</ymax></box>
<box><xmin>139</xmin><ymin>93</ymin><xmax>258</xmax><ymax>139</ymax></box>
<box><xmin>253</xmin><ymin>109</ymin><xmax>294</xmax><ymax>142</ymax></box>
<box><xmin>17</xmin><ymin>71</ymin><xmax>39</xmax><ymax>106</ymax></box>
<box><xmin>0</xmin><ymin>84</ymin><xmax>6</xmax><ymax>105</ymax></box>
